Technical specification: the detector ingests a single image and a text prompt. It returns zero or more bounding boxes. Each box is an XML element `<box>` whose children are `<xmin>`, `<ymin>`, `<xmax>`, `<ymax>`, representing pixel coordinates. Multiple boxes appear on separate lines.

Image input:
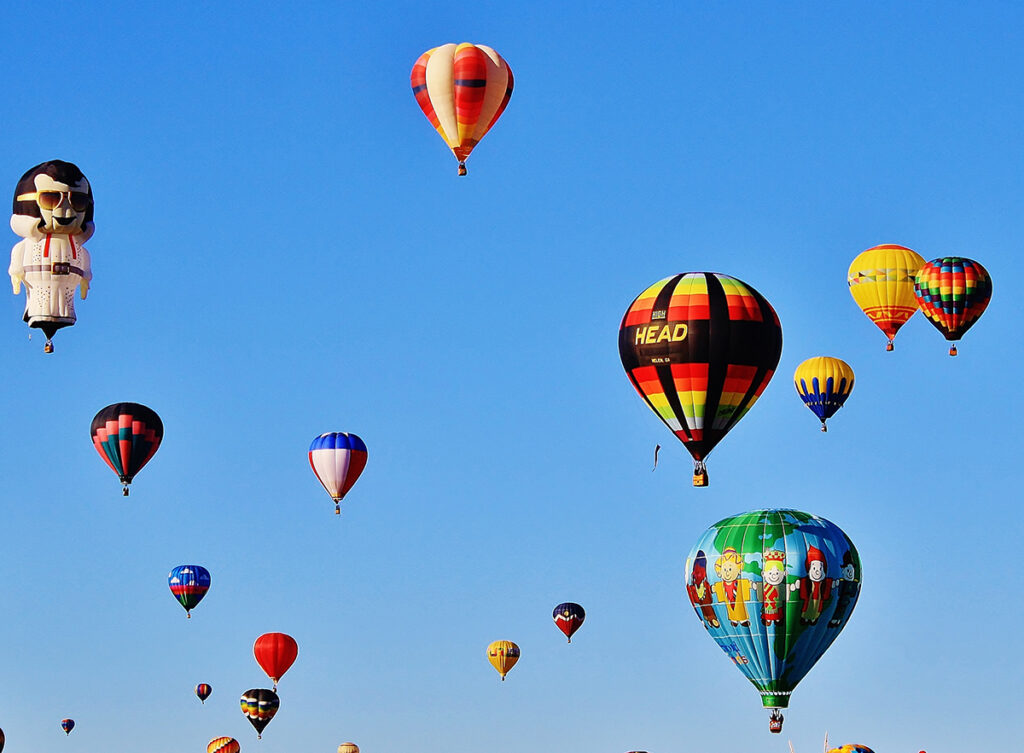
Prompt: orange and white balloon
<box><xmin>411</xmin><ymin>43</ymin><xmax>513</xmax><ymax>175</ymax></box>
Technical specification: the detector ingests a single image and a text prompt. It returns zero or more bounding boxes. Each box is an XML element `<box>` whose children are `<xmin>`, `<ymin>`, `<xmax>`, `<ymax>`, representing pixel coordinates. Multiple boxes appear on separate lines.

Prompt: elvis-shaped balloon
<box><xmin>9</xmin><ymin>160</ymin><xmax>93</xmax><ymax>352</ymax></box>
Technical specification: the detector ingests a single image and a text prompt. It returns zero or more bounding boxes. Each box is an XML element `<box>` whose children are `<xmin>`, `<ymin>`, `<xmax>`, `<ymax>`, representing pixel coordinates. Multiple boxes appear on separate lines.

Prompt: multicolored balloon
<box><xmin>619</xmin><ymin>273</ymin><xmax>783</xmax><ymax>486</ymax></box>
<box><xmin>240</xmin><ymin>689</ymin><xmax>279</xmax><ymax>739</ymax></box>
<box><xmin>827</xmin><ymin>746</ymin><xmax>875</xmax><ymax>753</ymax></box>
<box><xmin>338</xmin><ymin>744</ymin><xmax>360</xmax><ymax>753</ymax></box>
<box><xmin>793</xmin><ymin>357</ymin><xmax>855</xmax><ymax>432</ymax></box>
<box><xmin>90</xmin><ymin>402</ymin><xmax>163</xmax><ymax>495</ymax></box>
<box><xmin>254</xmin><ymin>632</ymin><xmax>298</xmax><ymax>690</ymax></box>
<box><xmin>208</xmin><ymin>737</ymin><xmax>240</xmax><ymax>753</ymax></box>
<box><xmin>0</xmin><ymin>726</ymin><xmax>5</xmax><ymax>753</ymax></box>
<box><xmin>487</xmin><ymin>640</ymin><xmax>520</xmax><ymax>681</ymax></box>
<box><xmin>848</xmin><ymin>244</ymin><xmax>925</xmax><ymax>351</ymax></box>
<box><xmin>913</xmin><ymin>256</ymin><xmax>992</xmax><ymax>356</ymax></box>
<box><xmin>168</xmin><ymin>565</ymin><xmax>211</xmax><ymax>618</ymax></box>
<box><xmin>195</xmin><ymin>683</ymin><xmax>212</xmax><ymax>704</ymax></box>
<box><xmin>685</xmin><ymin>509</ymin><xmax>861</xmax><ymax>733</ymax></box>
<box><xmin>309</xmin><ymin>432</ymin><xmax>368</xmax><ymax>515</ymax></box>
<box><xmin>61</xmin><ymin>719</ymin><xmax>74</xmax><ymax>735</ymax></box>
<box><xmin>411</xmin><ymin>43</ymin><xmax>513</xmax><ymax>175</ymax></box>
<box><xmin>552</xmin><ymin>602</ymin><xmax>586</xmax><ymax>643</ymax></box>
<box><xmin>9</xmin><ymin>160</ymin><xmax>94</xmax><ymax>353</ymax></box>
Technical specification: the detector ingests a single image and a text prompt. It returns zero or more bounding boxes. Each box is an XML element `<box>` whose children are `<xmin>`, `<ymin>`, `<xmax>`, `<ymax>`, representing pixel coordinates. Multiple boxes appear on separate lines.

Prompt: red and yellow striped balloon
<box><xmin>411</xmin><ymin>43</ymin><xmax>513</xmax><ymax>175</ymax></box>
<box><xmin>208</xmin><ymin>737</ymin><xmax>240</xmax><ymax>753</ymax></box>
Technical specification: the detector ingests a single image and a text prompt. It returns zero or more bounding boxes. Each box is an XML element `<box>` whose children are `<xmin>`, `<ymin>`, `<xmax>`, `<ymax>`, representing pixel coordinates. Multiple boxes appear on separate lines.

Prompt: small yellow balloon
<box><xmin>338</xmin><ymin>744</ymin><xmax>360</xmax><ymax>753</ymax></box>
<box><xmin>793</xmin><ymin>356</ymin><xmax>855</xmax><ymax>431</ymax></box>
<box><xmin>487</xmin><ymin>640</ymin><xmax>520</xmax><ymax>680</ymax></box>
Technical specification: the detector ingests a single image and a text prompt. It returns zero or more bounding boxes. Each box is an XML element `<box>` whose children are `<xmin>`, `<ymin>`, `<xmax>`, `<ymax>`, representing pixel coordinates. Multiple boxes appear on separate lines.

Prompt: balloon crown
<box><xmin>764</xmin><ymin>550</ymin><xmax>785</xmax><ymax>564</ymax></box>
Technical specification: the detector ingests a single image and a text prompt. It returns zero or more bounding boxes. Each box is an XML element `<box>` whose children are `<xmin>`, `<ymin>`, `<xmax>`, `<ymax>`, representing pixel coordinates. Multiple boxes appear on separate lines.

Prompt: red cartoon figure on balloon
<box><xmin>760</xmin><ymin>549</ymin><xmax>786</xmax><ymax>627</ymax></box>
<box><xmin>790</xmin><ymin>546</ymin><xmax>834</xmax><ymax>625</ymax></box>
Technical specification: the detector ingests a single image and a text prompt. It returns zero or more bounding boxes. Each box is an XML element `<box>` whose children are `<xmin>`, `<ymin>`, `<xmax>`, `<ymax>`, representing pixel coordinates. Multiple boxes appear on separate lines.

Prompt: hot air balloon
<box><xmin>168</xmin><ymin>565</ymin><xmax>211</xmax><ymax>617</ymax></box>
<box><xmin>913</xmin><ymin>257</ymin><xmax>992</xmax><ymax>356</ymax></box>
<box><xmin>552</xmin><ymin>602</ymin><xmax>585</xmax><ymax>643</ymax></box>
<box><xmin>411</xmin><ymin>43</ymin><xmax>513</xmax><ymax>175</ymax></box>
<box><xmin>90</xmin><ymin>402</ymin><xmax>163</xmax><ymax>495</ymax></box>
<box><xmin>0</xmin><ymin>727</ymin><xmax>5</xmax><ymax>752</ymax></box>
<box><xmin>685</xmin><ymin>509</ymin><xmax>861</xmax><ymax>733</ymax></box>
<box><xmin>208</xmin><ymin>737</ymin><xmax>240</xmax><ymax>753</ymax></box>
<box><xmin>309</xmin><ymin>432</ymin><xmax>368</xmax><ymax>515</ymax></box>
<box><xmin>793</xmin><ymin>357</ymin><xmax>854</xmax><ymax>432</ymax></box>
<box><xmin>619</xmin><ymin>273</ymin><xmax>783</xmax><ymax>486</ymax></box>
<box><xmin>240</xmin><ymin>689</ymin><xmax>279</xmax><ymax>739</ymax></box>
<box><xmin>195</xmin><ymin>683</ymin><xmax>212</xmax><ymax>704</ymax></box>
<box><xmin>827</xmin><ymin>746</ymin><xmax>875</xmax><ymax>753</ymax></box>
<box><xmin>9</xmin><ymin>160</ymin><xmax>94</xmax><ymax>353</ymax></box>
<box><xmin>60</xmin><ymin>719</ymin><xmax>74</xmax><ymax>735</ymax></box>
<box><xmin>847</xmin><ymin>244</ymin><xmax>924</xmax><ymax>351</ymax></box>
<box><xmin>338</xmin><ymin>744</ymin><xmax>360</xmax><ymax>753</ymax></box>
<box><xmin>254</xmin><ymin>632</ymin><xmax>298</xmax><ymax>690</ymax></box>
<box><xmin>487</xmin><ymin>640</ymin><xmax>519</xmax><ymax>680</ymax></box>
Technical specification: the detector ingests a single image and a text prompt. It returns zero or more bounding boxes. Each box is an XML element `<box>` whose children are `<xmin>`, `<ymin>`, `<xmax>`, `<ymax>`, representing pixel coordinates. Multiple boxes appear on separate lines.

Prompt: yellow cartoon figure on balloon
<box><xmin>9</xmin><ymin>160</ymin><xmax>93</xmax><ymax>353</ymax></box>
<box><xmin>713</xmin><ymin>548</ymin><xmax>754</xmax><ymax>627</ymax></box>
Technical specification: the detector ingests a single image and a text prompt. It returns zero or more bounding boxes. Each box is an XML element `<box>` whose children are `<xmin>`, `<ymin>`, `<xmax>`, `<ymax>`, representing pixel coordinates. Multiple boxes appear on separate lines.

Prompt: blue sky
<box><xmin>0</xmin><ymin>2</ymin><xmax>1020</xmax><ymax>751</ymax></box>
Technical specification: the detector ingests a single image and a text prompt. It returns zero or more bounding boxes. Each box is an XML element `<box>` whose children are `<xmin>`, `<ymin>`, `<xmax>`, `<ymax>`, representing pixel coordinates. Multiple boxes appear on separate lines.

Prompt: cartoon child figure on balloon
<box><xmin>9</xmin><ymin>160</ymin><xmax>93</xmax><ymax>353</ymax></box>
<box><xmin>790</xmin><ymin>546</ymin><xmax>841</xmax><ymax>625</ymax></box>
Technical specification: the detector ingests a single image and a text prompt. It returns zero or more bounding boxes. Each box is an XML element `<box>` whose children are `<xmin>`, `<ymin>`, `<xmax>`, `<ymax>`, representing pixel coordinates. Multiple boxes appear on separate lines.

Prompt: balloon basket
<box><xmin>692</xmin><ymin>467</ymin><xmax>708</xmax><ymax>487</ymax></box>
<box><xmin>335</xmin><ymin>504</ymin><xmax>341</xmax><ymax>515</ymax></box>
<box><xmin>44</xmin><ymin>340</ymin><xmax>54</xmax><ymax>353</ymax></box>
<box><xmin>885</xmin><ymin>341</ymin><xmax>894</xmax><ymax>352</ymax></box>
<box><xmin>820</xmin><ymin>422</ymin><xmax>828</xmax><ymax>433</ymax></box>
<box><xmin>458</xmin><ymin>161</ymin><xmax>467</xmax><ymax>176</ymax></box>
<box><xmin>949</xmin><ymin>345</ymin><xmax>958</xmax><ymax>356</ymax></box>
<box><xmin>122</xmin><ymin>486</ymin><xmax>130</xmax><ymax>497</ymax></box>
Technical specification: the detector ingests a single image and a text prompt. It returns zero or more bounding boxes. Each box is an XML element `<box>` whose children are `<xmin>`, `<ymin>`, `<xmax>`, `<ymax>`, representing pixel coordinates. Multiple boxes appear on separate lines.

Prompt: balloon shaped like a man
<box><xmin>9</xmin><ymin>160</ymin><xmax>93</xmax><ymax>353</ymax></box>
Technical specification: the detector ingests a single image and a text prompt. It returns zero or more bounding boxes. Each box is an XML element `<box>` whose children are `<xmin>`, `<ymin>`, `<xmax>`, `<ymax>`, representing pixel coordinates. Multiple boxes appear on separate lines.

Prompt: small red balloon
<box><xmin>253</xmin><ymin>632</ymin><xmax>298</xmax><ymax>688</ymax></box>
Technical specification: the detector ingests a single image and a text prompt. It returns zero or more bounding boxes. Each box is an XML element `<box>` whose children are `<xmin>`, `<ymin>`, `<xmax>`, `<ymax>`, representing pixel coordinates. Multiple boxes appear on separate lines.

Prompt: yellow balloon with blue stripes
<box><xmin>793</xmin><ymin>357</ymin><xmax>855</xmax><ymax>432</ymax></box>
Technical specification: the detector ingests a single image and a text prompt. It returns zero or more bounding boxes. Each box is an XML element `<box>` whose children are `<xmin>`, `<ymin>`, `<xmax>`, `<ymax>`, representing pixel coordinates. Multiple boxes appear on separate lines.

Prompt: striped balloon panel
<box><xmin>90</xmin><ymin>402</ymin><xmax>162</xmax><ymax>483</ymax></box>
<box><xmin>685</xmin><ymin>510</ymin><xmax>860</xmax><ymax>708</ymax></box>
<box><xmin>207</xmin><ymin>737</ymin><xmax>240</xmax><ymax>753</ymax></box>
<box><xmin>847</xmin><ymin>244</ymin><xmax>924</xmax><ymax>342</ymax></box>
<box><xmin>240</xmin><ymin>689</ymin><xmax>279</xmax><ymax>735</ymax></box>
<box><xmin>827</xmin><ymin>746</ymin><xmax>875</xmax><ymax>753</ymax></box>
<box><xmin>913</xmin><ymin>257</ymin><xmax>992</xmax><ymax>340</ymax></box>
<box><xmin>618</xmin><ymin>273</ymin><xmax>782</xmax><ymax>462</ymax></box>
<box><xmin>168</xmin><ymin>565</ymin><xmax>211</xmax><ymax>611</ymax></box>
<box><xmin>486</xmin><ymin>640</ymin><xmax>520</xmax><ymax>678</ymax></box>
<box><xmin>196</xmin><ymin>683</ymin><xmax>212</xmax><ymax>702</ymax></box>
<box><xmin>793</xmin><ymin>357</ymin><xmax>854</xmax><ymax>422</ymax></box>
<box><xmin>338</xmin><ymin>745</ymin><xmax>360</xmax><ymax>753</ymax></box>
<box><xmin>411</xmin><ymin>43</ymin><xmax>512</xmax><ymax>162</ymax></box>
<box><xmin>309</xmin><ymin>432</ymin><xmax>368</xmax><ymax>501</ymax></box>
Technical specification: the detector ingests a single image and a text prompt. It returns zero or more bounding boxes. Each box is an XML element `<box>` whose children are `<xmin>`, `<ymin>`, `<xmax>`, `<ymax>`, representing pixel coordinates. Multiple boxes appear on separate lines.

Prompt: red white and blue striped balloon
<box><xmin>309</xmin><ymin>433</ymin><xmax>367</xmax><ymax>515</ymax></box>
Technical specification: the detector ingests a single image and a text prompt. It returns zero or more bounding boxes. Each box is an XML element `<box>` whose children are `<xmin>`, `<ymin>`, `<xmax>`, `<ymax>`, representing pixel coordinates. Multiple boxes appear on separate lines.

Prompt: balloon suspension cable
<box><xmin>458</xmin><ymin>161</ymin><xmax>467</xmax><ymax>176</ymax></box>
<box><xmin>692</xmin><ymin>460</ymin><xmax>708</xmax><ymax>487</ymax></box>
<box><xmin>949</xmin><ymin>345</ymin><xmax>958</xmax><ymax>356</ymax></box>
<box><xmin>886</xmin><ymin>339</ymin><xmax>894</xmax><ymax>352</ymax></box>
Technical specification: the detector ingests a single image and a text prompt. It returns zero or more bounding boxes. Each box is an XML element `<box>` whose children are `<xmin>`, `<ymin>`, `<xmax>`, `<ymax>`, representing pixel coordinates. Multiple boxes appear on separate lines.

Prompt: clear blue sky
<box><xmin>0</xmin><ymin>2</ymin><xmax>1020</xmax><ymax>752</ymax></box>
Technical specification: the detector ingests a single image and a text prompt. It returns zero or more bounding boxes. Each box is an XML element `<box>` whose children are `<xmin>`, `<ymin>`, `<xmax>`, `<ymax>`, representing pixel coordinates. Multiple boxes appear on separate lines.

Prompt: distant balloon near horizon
<box><xmin>552</xmin><ymin>602</ymin><xmax>586</xmax><ymax>642</ymax></box>
<box><xmin>411</xmin><ymin>43</ymin><xmax>513</xmax><ymax>175</ymax></box>
<box><xmin>309</xmin><ymin>432</ymin><xmax>368</xmax><ymax>515</ymax></box>
<box><xmin>487</xmin><ymin>640</ymin><xmax>520</xmax><ymax>680</ymax></box>
<box><xmin>619</xmin><ymin>272</ymin><xmax>782</xmax><ymax>486</ymax></box>
<box><xmin>848</xmin><ymin>244</ymin><xmax>924</xmax><ymax>351</ymax></box>
<box><xmin>240</xmin><ymin>688</ymin><xmax>279</xmax><ymax>739</ymax></box>
<box><xmin>827</xmin><ymin>746</ymin><xmax>875</xmax><ymax>753</ymax></box>
<box><xmin>338</xmin><ymin>744</ymin><xmax>360</xmax><ymax>753</ymax></box>
<box><xmin>913</xmin><ymin>256</ymin><xmax>992</xmax><ymax>356</ymax></box>
<box><xmin>685</xmin><ymin>509</ymin><xmax>861</xmax><ymax>733</ymax></box>
<box><xmin>90</xmin><ymin>402</ymin><xmax>163</xmax><ymax>495</ymax></box>
<box><xmin>168</xmin><ymin>565</ymin><xmax>211</xmax><ymax>617</ymax></box>
<box><xmin>195</xmin><ymin>683</ymin><xmax>212</xmax><ymax>703</ymax></box>
<box><xmin>207</xmin><ymin>737</ymin><xmax>240</xmax><ymax>753</ymax></box>
<box><xmin>793</xmin><ymin>357</ymin><xmax>854</xmax><ymax>432</ymax></box>
<box><xmin>254</xmin><ymin>632</ymin><xmax>298</xmax><ymax>690</ymax></box>
<box><xmin>60</xmin><ymin>719</ymin><xmax>74</xmax><ymax>735</ymax></box>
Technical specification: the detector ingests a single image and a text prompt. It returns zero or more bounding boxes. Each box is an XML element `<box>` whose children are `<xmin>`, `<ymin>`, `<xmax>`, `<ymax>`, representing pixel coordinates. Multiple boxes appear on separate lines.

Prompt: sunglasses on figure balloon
<box><xmin>17</xmin><ymin>190</ymin><xmax>91</xmax><ymax>211</ymax></box>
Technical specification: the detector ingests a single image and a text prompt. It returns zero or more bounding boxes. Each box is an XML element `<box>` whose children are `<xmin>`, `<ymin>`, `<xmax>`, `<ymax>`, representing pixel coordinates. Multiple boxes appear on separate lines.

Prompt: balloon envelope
<box><xmin>913</xmin><ymin>256</ymin><xmax>992</xmax><ymax>355</ymax></box>
<box><xmin>827</xmin><ymin>746</ymin><xmax>875</xmax><ymax>753</ymax></box>
<box><xmin>685</xmin><ymin>509</ymin><xmax>861</xmax><ymax>713</ymax></box>
<box><xmin>487</xmin><ymin>640</ymin><xmax>520</xmax><ymax>680</ymax></box>
<box><xmin>309</xmin><ymin>432</ymin><xmax>368</xmax><ymax>514</ymax></box>
<box><xmin>208</xmin><ymin>737</ymin><xmax>240</xmax><ymax>753</ymax></box>
<box><xmin>847</xmin><ymin>244</ymin><xmax>924</xmax><ymax>350</ymax></box>
<box><xmin>552</xmin><ymin>602</ymin><xmax>586</xmax><ymax>642</ymax></box>
<box><xmin>338</xmin><ymin>744</ymin><xmax>360</xmax><ymax>753</ymax></box>
<box><xmin>240</xmin><ymin>689</ymin><xmax>279</xmax><ymax>738</ymax></box>
<box><xmin>90</xmin><ymin>402</ymin><xmax>163</xmax><ymax>494</ymax></box>
<box><xmin>195</xmin><ymin>683</ymin><xmax>212</xmax><ymax>703</ymax></box>
<box><xmin>168</xmin><ymin>565</ymin><xmax>211</xmax><ymax>617</ymax></box>
<box><xmin>411</xmin><ymin>43</ymin><xmax>513</xmax><ymax>174</ymax></box>
<box><xmin>61</xmin><ymin>719</ymin><xmax>74</xmax><ymax>735</ymax></box>
<box><xmin>619</xmin><ymin>272</ymin><xmax>782</xmax><ymax>485</ymax></box>
<box><xmin>254</xmin><ymin>632</ymin><xmax>298</xmax><ymax>687</ymax></box>
<box><xmin>793</xmin><ymin>357</ymin><xmax>854</xmax><ymax>431</ymax></box>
